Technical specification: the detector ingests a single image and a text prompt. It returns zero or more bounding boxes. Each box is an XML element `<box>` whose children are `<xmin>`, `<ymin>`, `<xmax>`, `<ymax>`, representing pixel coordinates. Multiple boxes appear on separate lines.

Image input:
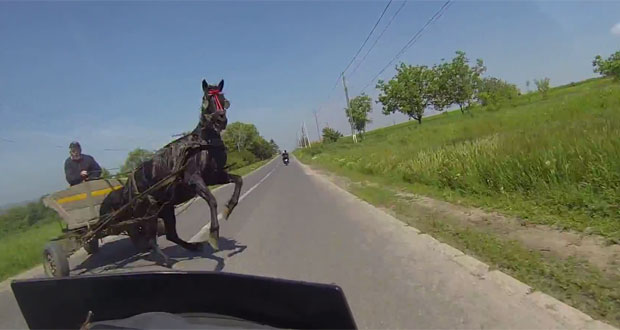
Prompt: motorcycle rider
<box><xmin>282</xmin><ymin>150</ymin><xmax>289</xmax><ymax>164</ymax></box>
<box><xmin>64</xmin><ymin>141</ymin><xmax>102</xmax><ymax>186</ymax></box>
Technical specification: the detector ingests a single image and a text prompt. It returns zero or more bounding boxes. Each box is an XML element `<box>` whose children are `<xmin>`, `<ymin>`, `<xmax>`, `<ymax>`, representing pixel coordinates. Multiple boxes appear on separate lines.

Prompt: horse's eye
<box><xmin>224</xmin><ymin>100</ymin><xmax>230</xmax><ymax>109</ymax></box>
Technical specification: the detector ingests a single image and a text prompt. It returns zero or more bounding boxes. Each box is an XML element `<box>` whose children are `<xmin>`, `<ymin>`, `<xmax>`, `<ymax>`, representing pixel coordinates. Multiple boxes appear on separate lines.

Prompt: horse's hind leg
<box><xmin>189</xmin><ymin>174</ymin><xmax>220</xmax><ymax>250</ymax></box>
<box><xmin>221</xmin><ymin>173</ymin><xmax>242</xmax><ymax>220</ymax></box>
<box><xmin>149</xmin><ymin>237</ymin><xmax>171</xmax><ymax>267</ymax></box>
<box><xmin>160</xmin><ymin>204</ymin><xmax>202</xmax><ymax>252</ymax></box>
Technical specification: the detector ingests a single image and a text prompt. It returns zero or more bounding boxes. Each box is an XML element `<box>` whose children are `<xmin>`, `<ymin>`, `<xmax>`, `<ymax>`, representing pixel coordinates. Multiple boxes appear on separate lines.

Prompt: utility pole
<box><xmin>313</xmin><ymin>110</ymin><xmax>321</xmax><ymax>142</ymax></box>
<box><xmin>342</xmin><ymin>73</ymin><xmax>357</xmax><ymax>143</ymax></box>
<box><xmin>303</xmin><ymin>121</ymin><xmax>311</xmax><ymax>147</ymax></box>
<box><xmin>300</xmin><ymin>123</ymin><xmax>307</xmax><ymax>148</ymax></box>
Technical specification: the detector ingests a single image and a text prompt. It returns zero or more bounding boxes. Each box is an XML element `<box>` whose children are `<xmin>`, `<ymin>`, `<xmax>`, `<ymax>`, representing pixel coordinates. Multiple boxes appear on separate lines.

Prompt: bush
<box><xmin>227</xmin><ymin>150</ymin><xmax>257</xmax><ymax>170</ymax></box>
<box><xmin>534</xmin><ymin>78</ymin><xmax>551</xmax><ymax>98</ymax></box>
<box><xmin>0</xmin><ymin>200</ymin><xmax>60</xmax><ymax>238</ymax></box>
<box><xmin>477</xmin><ymin>77</ymin><xmax>520</xmax><ymax>108</ymax></box>
<box><xmin>322</xmin><ymin>127</ymin><xmax>343</xmax><ymax>143</ymax></box>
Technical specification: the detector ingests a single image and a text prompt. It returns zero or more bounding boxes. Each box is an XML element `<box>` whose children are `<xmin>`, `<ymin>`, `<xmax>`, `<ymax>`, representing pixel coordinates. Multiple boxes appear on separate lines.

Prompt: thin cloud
<box><xmin>611</xmin><ymin>22</ymin><xmax>620</xmax><ymax>36</ymax></box>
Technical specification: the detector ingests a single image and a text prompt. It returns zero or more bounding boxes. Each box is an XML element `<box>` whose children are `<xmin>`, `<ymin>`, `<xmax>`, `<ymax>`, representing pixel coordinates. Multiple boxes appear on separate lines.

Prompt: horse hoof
<box><xmin>207</xmin><ymin>231</ymin><xmax>219</xmax><ymax>251</ymax></box>
<box><xmin>188</xmin><ymin>242</ymin><xmax>203</xmax><ymax>252</ymax></box>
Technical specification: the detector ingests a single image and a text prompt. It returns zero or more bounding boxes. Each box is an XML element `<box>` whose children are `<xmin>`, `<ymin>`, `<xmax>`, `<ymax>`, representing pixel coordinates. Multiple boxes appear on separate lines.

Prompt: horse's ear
<box><xmin>218</xmin><ymin>79</ymin><xmax>224</xmax><ymax>91</ymax></box>
<box><xmin>202</xmin><ymin>79</ymin><xmax>208</xmax><ymax>92</ymax></box>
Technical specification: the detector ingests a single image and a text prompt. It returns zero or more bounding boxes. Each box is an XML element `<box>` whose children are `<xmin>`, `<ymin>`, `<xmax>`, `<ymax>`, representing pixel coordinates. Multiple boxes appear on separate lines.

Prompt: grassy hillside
<box><xmin>297</xmin><ymin>77</ymin><xmax>619</xmax><ymax>241</ymax></box>
<box><xmin>296</xmin><ymin>77</ymin><xmax>620</xmax><ymax>325</ymax></box>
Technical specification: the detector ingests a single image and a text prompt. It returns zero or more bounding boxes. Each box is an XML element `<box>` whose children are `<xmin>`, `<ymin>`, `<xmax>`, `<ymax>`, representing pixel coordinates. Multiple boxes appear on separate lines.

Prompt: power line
<box><xmin>320</xmin><ymin>0</ymin><xmax>394</xmax><ymax>107</ymax></box>
<box><xmin>360</xmin><ymin>0</ymin><xmax>452</xmax><ymax>93</ymax></box>
<box><xmin>348</xmin><ymin>0</ymin><xmax>408</xmax><ymax>79</ymax></box>
<box><xmin>341</xmin><ymin>0</ymin><xmax>393</xmax><ymax>75</ymax></box>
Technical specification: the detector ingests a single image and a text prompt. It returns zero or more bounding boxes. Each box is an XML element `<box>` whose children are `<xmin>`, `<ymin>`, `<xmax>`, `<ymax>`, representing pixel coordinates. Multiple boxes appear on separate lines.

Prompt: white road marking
<box><xmin>189</xmin><ymin>166</ymin><xmax>277</xmax><ymax>243</ymax></box>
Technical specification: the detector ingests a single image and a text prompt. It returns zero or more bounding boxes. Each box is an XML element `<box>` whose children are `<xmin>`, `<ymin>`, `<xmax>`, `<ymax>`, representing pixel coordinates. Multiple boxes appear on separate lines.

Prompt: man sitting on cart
<box><xmin>64</xmin><ymin>141</ymin><xmax>102</xmax><ymax>186</ymax></box>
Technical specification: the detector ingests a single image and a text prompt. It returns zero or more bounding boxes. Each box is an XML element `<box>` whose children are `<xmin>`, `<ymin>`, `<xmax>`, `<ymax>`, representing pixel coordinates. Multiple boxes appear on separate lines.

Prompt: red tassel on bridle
<box><xmin>208</xmin><ymin>89</ymin><xmax>225</xmax><ymax>112</ymax></box>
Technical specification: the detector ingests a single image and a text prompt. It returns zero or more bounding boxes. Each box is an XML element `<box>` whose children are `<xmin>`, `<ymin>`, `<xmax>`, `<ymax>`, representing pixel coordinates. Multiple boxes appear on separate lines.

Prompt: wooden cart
<box><xmin>42</xmin><ymin>179</ymin><xmax>165</xmax><ymax>278</ymax></box>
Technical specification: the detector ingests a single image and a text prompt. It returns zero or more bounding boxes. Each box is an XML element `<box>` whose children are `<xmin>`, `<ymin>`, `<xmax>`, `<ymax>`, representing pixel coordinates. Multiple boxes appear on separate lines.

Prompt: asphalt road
<box><xmin>0</xmin><ymin>157</ymin><xmax>612</xmax><ymax>329</ymax></box>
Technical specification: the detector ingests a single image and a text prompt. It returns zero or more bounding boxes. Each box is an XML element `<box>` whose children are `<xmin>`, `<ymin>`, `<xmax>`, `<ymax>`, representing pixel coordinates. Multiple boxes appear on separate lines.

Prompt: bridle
<box><xmin>207</xmin><ymin>89</ymin><xmax>226</xmax><ymax>112</ymax></box>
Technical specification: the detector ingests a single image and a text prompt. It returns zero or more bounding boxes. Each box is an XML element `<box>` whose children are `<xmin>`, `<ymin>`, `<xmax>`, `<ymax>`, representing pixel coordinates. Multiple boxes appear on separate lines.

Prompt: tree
<box><xmin>223</xmin><ymin>121</ymin><xmax>276</xmax><ymax>160</ymax></box>
<box><xmin>269</xmin><ymin>139</ymin><xmax>279</xmax><ymax>154</ymax></box>
<box><xmin>222</xmin><ymin>122</ymin><xmax>260</xmax><ymax>152</ymax></box>
<box><xmin>249</xmin><ymin>136</ymin><xmax>275</xmax><ymax>160</ymax></box>
<box><xmin>322</xmin><ymin>127</ymin><xmax>343</xmax><ymax>143</ymax></box>
<box><xmin>377</xmin><ymin>63</ymin><xmax>434</xmax><ymax>124</ymax></box>
<box><xmin>120</xmin><ymin>148</ymin><xmax>155</xmax><ymax>173</ymax></box>
<box><xmin>534</xmin><ymin>78</ymin><xmax>551</xmax><ymax>98</ymax></box>
<box><xmin>429</xmin><ymin>61</ymin><xmax>453</xmax><ymax>113</ymax></box>
<box><xmin>446</xmin><ymin>51</ymin><xmax>486</xmax><ymax>114</ymax></box>
<box><xmin>345</xmin><ymin>94</ymin><xmax>372</xmax><ymax>136</ymax></box>
<box><xmin>593</xmin><ymin>51</ymin><xmax>620</xmax><ymax>79</ymax></box>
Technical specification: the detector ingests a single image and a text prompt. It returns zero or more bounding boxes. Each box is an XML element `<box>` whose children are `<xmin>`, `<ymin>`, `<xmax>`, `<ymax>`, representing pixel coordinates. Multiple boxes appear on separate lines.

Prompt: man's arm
<box><xmin>86</xmin><ymin>155</ymin><xmax>102</xmax><ymax>179</ymax></box>
<box><xmin>64</xmin><ymin>158</ymin><xmax>83</xmax><ymax>185</ymax></box>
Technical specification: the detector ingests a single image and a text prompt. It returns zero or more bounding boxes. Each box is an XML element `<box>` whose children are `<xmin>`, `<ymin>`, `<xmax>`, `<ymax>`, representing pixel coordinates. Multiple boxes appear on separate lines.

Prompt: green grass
<box><xmin>297</xmin><ymin>77</ymin><xmax>620</xmax><ymax>241</ymax></box>
<box><xmin>0</xmin><ymin>158</ymin><xmax>273</xmax><ymax>283</ymax></box>
<box><xmin>349</xmin><ymin>182</ymin><xmax>620</xmax><ymax>326</ymax></box>
<box><xmin>230</xmin><ymin>157</ymin><xmax>272</xmax><ymax>176</ymax></box>
<box><xmin>0</xmin><ymin>221</ymin><xmax>61</xmax><ymax>282</ymax></box>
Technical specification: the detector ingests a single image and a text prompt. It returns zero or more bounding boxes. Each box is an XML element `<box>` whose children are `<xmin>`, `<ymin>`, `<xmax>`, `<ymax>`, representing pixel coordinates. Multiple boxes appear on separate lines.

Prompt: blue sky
<box><xmin>0</xmin><ymin>0</ymin><xmax>618</xmax><ymax>205</ymax></box>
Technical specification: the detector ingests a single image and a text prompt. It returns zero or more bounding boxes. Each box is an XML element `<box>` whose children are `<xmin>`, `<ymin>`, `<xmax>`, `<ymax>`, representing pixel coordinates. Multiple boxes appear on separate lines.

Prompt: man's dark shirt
<box><xmin>64</xmin><ymin>154</ymin><xmax>102</xmax><ymax>186</ymax></box>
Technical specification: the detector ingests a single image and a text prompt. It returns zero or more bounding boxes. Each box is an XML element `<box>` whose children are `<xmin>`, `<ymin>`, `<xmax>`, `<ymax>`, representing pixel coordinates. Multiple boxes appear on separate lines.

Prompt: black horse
<box><xmin>100</xmin><ymin>79</ymin><xmax>242</xmax><ymax>258</ymax></box>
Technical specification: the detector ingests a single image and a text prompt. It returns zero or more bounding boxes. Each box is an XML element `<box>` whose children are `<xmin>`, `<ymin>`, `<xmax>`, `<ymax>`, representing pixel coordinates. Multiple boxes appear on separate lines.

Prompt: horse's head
<box><xmin>200</xmin><ymin>79</ymin><xmax>229</xmax><ymax>132</ymax></box>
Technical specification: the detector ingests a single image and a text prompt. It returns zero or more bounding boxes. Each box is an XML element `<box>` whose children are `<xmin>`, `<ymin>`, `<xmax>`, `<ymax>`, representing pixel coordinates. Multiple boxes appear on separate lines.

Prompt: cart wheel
<box><xmin>43</xmin><ymin>242</ymin><xmax>70</xmax><ymax>278</ymax></box>
<box><xmin>127</xmin><ymin>225</ymin><xmax>151</xmax><ymax>252</ymax></box>
<box><xmin>83</xmin><ymin>238</ymin><xmax>99</xmax><ymax>255</ymax></box>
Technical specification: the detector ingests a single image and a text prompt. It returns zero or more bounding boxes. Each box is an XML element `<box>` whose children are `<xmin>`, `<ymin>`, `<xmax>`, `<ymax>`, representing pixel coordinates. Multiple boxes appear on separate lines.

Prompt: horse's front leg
<box><xmin>220</xmin><ymin>173</ymin><xmax>243</xmax><ymax>220</ymax></box>
<box><xmin>189</xmin><ymin>173</ymin><xmax>220</xmax><ymax>250</ymax></box>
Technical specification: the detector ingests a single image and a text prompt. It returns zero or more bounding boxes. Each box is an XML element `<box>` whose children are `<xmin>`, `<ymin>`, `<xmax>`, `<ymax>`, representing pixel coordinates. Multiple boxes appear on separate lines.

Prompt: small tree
<box><xmin>377</xmin><ymin>63</ymin><xmax>433</xmax><ymax>124</ymax></box>
<box><xmin>322</xmin><ymin>127</ymin><xmax>343</xmax><ymax>143</ymax></box>
<box><xmin>593</xmin><ymin>51</ymin><xmax>620</xmax><ymax>79</ymax></box>
<box><xmin>534</xmin><ymin>78</ymin><xmax>551</xmax><ymax>98</ymax></box>
<box><xmin>345</xmin><ymin>94</ymin><xmax>372</xmax><ymax>137</ymax></box>
<box><xmin>120</xmin><ymin>148</ymin><xmax>155</xmax><ymax>173</ymax></box>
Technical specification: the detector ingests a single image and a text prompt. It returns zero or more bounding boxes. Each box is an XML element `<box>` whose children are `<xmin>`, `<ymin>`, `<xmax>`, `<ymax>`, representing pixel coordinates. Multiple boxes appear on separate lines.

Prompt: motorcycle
<box><xmin>283</xmin><ymin>157</ymin><xmax>289</xmax><ymax>166</ymax></box>
<box><xmin>12</xmin><ymin>271</ymin><xmax>357</xmax><ymax>329</ymax></box>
